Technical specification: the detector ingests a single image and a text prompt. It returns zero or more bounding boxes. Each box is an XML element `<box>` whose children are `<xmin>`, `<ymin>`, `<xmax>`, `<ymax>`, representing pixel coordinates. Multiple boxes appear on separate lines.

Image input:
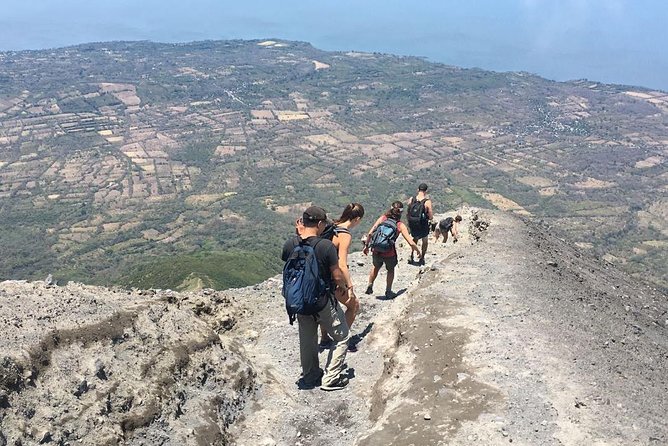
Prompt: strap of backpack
<box><xmin>334</xmin><ymin>226</ymin><xmax>351</xmax><ymax>235</ymax></box>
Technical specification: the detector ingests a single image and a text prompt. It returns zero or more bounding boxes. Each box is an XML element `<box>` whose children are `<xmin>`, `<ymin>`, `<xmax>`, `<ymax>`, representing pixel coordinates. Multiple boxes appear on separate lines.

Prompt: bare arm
<box><xmin>400</xmin><ymin>223</ymin><xmax>421</xmax><ymax>257</ymax></box>
<box><xmin>330</xmin><ymin>264</ymin><xmax>347</xmax><ymax>291</ymax></box>
<box><xmin>366</xmin><ymin>215</ymin><xmax>385</xmax><ymax>238</ymax></box>
<box><xmin>425</xmin><ymin>199</ymin><xmax>434</xmax><ymax>220</ymax></box>
<box><xmin>363</xmin><ymin>215</ymin><xmax>386</xmax><ymax>255</ymax></box>
<box><xmin>336</xmin><ymin>233</ymin><xmax>353</xmax><ymax>288</ymax></box>
<box><xmin>451</xmin><ymin>222</ymin><xmax>459</xmax><ymax>239</ymax></box>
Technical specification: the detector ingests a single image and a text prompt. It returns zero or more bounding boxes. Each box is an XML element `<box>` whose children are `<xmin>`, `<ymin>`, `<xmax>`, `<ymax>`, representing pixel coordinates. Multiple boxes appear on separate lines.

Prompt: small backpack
<box><xmin>407</xmin><ymin>197</ymin><xmax>428</xmax><ymax>225</ymax></box>
<box><xmin>369</xmin><ymin>218</ymin><xmax>399</xmax><ymax>253</ymax></box>
<box><xmin>320</xmin><ymin>223</ymin><xmax>351</xmax><ymax>241</ymax></box>
<box><xmin>441</xmin><ymin>217</ymin><xmax>454</xmax><ymax>230</ymax></box>
<box><xmin>282</xmin><ymin>238</ymin><xmax>328</xmax><ymax>324</ymax></box>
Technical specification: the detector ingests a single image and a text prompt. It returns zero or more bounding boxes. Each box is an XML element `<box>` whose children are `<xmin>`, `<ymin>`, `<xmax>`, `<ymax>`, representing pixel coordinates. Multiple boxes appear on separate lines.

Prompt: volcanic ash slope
<box><xmin>0</xmin><ymin>285</ymin><xmax>253</xmax><ymax>445</ymax></box>
<box><xmin>1</xmin><ymin>209</ymin><xmax>667</xmax><ymax>446</ymax></box>
<box><xmin>231</xmin><ymin>209</ymin><xmax>668</xmax><ymax>446</ymax></box>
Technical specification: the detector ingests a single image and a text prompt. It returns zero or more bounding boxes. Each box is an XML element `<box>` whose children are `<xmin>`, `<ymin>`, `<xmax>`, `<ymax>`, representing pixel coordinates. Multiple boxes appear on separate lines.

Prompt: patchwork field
<box><xmin>0</xmin><ymin>40</ymin><xmax>665</xmax><ymax>290</ymax></box>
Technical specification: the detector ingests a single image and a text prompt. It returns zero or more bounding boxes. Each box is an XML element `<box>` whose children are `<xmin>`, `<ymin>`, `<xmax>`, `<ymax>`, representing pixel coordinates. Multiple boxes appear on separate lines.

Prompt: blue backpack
<box><xmin>282</xmin><ymin>238</ymin><xmax>329</xmax><ymax>324</ymax></box>
<box><xmin>369</xmin><ymin>218</ymin><xmax>399</xmax><ymax>253</ymax></box>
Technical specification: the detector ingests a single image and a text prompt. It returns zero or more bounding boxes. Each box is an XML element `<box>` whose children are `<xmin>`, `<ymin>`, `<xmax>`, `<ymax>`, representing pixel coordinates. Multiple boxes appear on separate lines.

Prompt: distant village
<box><xmin>0</xmin><ymin>40</ymin><xmax>665</xmax><ymax>289</ymax></box>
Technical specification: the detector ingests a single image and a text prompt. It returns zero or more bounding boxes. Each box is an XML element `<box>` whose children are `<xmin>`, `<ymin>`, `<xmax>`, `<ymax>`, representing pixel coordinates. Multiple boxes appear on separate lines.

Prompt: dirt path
<box><xmin>230</xmin><ymin>208</ymin><xmax>668</xmax><ymax>445</ymax></box>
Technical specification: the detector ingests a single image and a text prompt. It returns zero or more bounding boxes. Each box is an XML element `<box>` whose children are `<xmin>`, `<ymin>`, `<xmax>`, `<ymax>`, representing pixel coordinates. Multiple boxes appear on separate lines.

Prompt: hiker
<box><xmin>318</xmin><ymin>203</ymin><xmax>365</xmax><ymax>352</ymax></box>
<box><xmin>406</xmin><ymin>183</ymin><xmax>433</xmax><ymax>265</ymax></box>
<box><xmin>363</xmin><ymin>201</ymin><xmax>421</xmax><ymax>299</ymax></box>
<box><xmin>282</xmin><ymin>206</ymin><xmax>351</xmax><ymax>391</ymax></box>
<box><xmin>434</xmin><ymin>215</ymin><xmax>462</xmax><ymax>243</ymax></box>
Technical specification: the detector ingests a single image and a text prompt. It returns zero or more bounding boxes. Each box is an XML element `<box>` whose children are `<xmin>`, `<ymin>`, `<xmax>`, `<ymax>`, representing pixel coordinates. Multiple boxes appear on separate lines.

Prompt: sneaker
<box><xmin>418</xmin><ymin>258</ymin><xmax>425</xmax><ymax>266</ymax></box>
<box><xmin>347</xmin><ymin>341</ymin><xmax>358</xmax><ymax>353</ymax></box>
<box><xmin>384</xmin><ymin>290</ymin><xmax>397</xmax><ymax>299</ymax></box>
<box><xmin>319</xmin><ymin>338</ymin><xmax>335</xmax><ymax>349</ymax></box>
<box><xmin>365</xmin><ymin>285</ymin><xmax>373</xmax><ymax>295</ymax></box>
<box><xmin>297</xmin><ymin>378</ymin><xmax>321</xmax><ymax>390</ymax></box>
<box><xmin>321</xmin><ymin>376</ymin><xmax>349</xmax><ymax>391</ymax></box>
<box><xmin>297</xmin><ymin>369</ymin><xmax>323</xmax><ymax>390</ymax></box>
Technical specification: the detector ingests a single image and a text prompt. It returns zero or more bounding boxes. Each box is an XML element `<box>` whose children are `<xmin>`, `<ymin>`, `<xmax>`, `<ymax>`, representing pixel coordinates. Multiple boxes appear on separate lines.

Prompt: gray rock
<box><xmin>94</xmin><ymin>360</ymin><xmax>107</xmax><ymax>380</ymax></box>
<box><xmin>39</xmin><ymin>431</ymin><xmax>52</xmax><ymax>444</ymax></box>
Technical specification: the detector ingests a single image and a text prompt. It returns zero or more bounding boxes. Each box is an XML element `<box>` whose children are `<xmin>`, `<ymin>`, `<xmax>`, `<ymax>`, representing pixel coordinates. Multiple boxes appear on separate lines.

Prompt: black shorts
<box><xmin>372</xmin><ymin>252</ymin><xmax>398</xmax><ymax>270</ymax></box>
<box><xmin>438</xmin><ymin>221</ymin><xmax>453</xmax><ymax>233</ymax></box>
<box><xmin>409</xmin><ymin>222</ymin><xmax>430</xmax><ymax>239</ymax></box>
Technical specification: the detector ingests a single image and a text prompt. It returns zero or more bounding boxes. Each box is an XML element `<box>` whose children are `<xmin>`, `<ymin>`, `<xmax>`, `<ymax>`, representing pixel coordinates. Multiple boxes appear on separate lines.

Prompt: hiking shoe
<box><xmin>297</xmin><ymin>369</ymin><xmax>323</xmax><ymax>390</ymax></box>
<box><xmin>384</xmin><ymin>290</ymin><xmax>397</xmax><ymax>299</ymax></box>
<box><xmin>321</xmin><ymin>376</ymin><xmax>349</xmax><ymax>391</ymax></box>
<box><xmin>347</xmin><ymin>341</ymin><xmax>358</xmax><ymax>353</ymax></box>
<box><xmin>319</xmin><ymin>338</ymin><xmax>335</xmax><ymax>349</ymax></box>
<box><xmin>418</xmin><ymin>258</ymin><xmax>425</xmax><ymax>266</ymax></box>
<box><xmin>297</xmin><ymin>378</ymin><xmax>321</xmax><ymax>390</ymax></box>
<box><xmin>365</xmin><ymin>285</ymin><xmax>373</xmax><ymax>295</ymax></box>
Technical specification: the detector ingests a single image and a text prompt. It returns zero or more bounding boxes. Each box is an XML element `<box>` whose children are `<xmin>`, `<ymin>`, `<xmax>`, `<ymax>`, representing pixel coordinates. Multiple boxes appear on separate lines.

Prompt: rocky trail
<box><xmin>230</xmin><ymin>208</ymin><xmax>668</xmax><ymax>445</ymax></box>
<box><xmin>1</xmin><ymin>209</ymin><xmax>667</xmax><ymax>445</ymax></box>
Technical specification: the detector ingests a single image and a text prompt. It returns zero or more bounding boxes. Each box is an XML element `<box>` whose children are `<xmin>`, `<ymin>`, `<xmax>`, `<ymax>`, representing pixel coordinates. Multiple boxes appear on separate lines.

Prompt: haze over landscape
<box><xmin>1</xmin><ymin>0</ymin><xmax>667</xmax><ymax>91</ymax></box>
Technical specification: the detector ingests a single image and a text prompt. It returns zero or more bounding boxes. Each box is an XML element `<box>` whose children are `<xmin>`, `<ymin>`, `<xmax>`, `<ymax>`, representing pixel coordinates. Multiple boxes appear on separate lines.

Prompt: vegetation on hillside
<box><xmin>0</xmin><ymin>40</ymin><xmax>665</xmax><ymax>291</ymax></box>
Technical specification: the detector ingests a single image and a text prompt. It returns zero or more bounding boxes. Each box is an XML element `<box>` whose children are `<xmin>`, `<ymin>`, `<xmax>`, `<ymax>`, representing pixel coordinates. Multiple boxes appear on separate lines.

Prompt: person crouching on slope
<box><xmin>434</xmin><ymin>215</ymin><xmax>462</xmax><ymax>243</ymax></box>
<box><xmin>282</xmin><ymin>206</ymin><xmax>351</xmax><ymax>391</ymax></box>
<box><xmin>319</xmin><ymin>203</ymin><xmax>365</xmax><ymax>352</ymax></box>
<box><xmin>363</xmin><ymin>201</ymin><xmax>421</xmax><ymax>299</ymax></box>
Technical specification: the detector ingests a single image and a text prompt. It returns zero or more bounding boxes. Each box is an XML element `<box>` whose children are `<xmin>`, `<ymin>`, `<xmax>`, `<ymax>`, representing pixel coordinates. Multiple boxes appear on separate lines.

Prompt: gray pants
<box><xmin>297</xmin><ymin>297</ymin><xmax>350</xmax><ymax>387</ymax></box>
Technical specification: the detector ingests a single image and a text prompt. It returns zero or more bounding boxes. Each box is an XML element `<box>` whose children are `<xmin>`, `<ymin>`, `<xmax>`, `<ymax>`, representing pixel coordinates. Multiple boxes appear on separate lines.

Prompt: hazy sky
<box><xmin>1</xmin><ymin>0</ymin><xmax>667</xmax><ymax>90</ymax></box>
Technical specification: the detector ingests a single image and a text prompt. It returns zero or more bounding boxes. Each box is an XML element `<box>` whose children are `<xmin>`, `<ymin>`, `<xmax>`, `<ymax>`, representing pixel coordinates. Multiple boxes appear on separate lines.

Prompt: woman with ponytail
<box><xmin>319</xmin><ymin>203</ymin><xmax>365</xmax><ymax>351</ymax></box>
<box><xmin>363</xmin><ymin>201</ymin><xmax>421</xmax><ymax>299</ymax></box>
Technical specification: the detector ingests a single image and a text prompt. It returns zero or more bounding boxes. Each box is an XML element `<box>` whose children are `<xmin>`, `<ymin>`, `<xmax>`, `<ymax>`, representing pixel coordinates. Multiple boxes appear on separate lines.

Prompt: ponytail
<box><xmin>334</xmin><ymin>202</ymin><xmax>365</xmax><ymax>224</ymax></box>
<box><xmin>384</xmin><ymin>201</ymin><xmax>404</xmax><ymax>220</ymax></box>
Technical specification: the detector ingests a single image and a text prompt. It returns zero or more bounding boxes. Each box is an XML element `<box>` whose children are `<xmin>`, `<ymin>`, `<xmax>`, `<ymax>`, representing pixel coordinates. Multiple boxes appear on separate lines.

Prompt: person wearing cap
<box><xmin>406</xmin><ymin>183</ymin><xmax>433</xmax><ymax>266</ymax></box>
<box><xmin>281</xmin><ymin>206</ymin><xmax>351</xmax><ymax>391</ymax></box>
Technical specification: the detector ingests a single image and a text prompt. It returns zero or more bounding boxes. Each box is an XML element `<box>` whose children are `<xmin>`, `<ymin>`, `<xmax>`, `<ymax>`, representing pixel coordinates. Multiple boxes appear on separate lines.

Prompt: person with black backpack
<box><xmin>362</xmin><ymin>201</ymin><xmax>421</xmax><ymax>299</ymax></box>
<box><xmin>435</xmin><ymin>215</ymin><xmax>463</xmax><ymax>243</ymax></box>
<box><xmin>406</xmin><ymin>183</ymin><xmax>433</xmax><ymax>266</ymax></box>
<box><xmin>282</xmin><ymin>206</ymin><xmax>351</xmax><ymax>391</ymax></box>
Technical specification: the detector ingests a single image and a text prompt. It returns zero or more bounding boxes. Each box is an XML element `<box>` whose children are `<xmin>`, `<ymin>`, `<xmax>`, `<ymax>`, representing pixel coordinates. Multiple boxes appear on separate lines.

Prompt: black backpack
<box><xmin>441</xmin><ymin>217</ymin><xmax>454</xmax><ymax>229</ymax></box>
<box><xmin>407</xmin><ymin>197</ymin><xmax>428</xmax><ymax>225</ymax></box>
<box><xmin>320</xmin><ymin>223</ymin><xmax>351</xmax><ymax>241</ymax></box>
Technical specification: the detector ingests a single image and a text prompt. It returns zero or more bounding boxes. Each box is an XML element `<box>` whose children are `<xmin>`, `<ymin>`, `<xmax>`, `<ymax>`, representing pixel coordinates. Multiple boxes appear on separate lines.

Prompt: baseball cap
<box><xmin>303</xmin><ymin>206</ymin><xmax>327</xmax><ymax>222</ymax></box>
